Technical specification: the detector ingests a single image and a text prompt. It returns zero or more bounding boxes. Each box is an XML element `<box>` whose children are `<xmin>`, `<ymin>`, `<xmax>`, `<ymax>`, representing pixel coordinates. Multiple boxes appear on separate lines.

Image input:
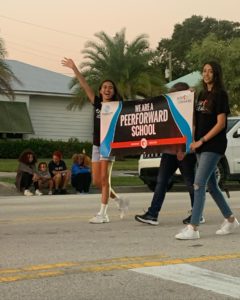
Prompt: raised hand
<box><xmin>61</xmin><ymin>57</ymin><xmax>76</xmax><ymax>69</ymax></box>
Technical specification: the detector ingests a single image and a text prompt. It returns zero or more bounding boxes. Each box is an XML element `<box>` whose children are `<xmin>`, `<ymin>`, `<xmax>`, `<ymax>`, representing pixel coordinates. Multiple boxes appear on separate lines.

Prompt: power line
<box><xmin>6</xmin><ymin>39</ymin><xmax>81</xmax><ymax>58</ymax></box>
<box><xmin>0</xmin><ymin>14</ymin><xmax>90</xmax><ymax>40</ymax></box>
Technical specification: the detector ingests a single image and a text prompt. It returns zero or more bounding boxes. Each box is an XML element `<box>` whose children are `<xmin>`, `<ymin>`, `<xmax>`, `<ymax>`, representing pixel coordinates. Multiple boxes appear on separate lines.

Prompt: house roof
<box><xmin>6</xmin><ymin>60</ymin><xmax>73</xmax><ymax>96</ymax></box>
<box><xmin>166</xmin><ymin>71</ymin><xmax>202</xmax><ymax>89</ymax></box>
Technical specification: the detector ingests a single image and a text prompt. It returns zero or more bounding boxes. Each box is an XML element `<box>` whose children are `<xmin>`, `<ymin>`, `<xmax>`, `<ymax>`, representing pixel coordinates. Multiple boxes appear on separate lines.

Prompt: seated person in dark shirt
<box><xmin>71</xmin><ymin>153</ymin><xmax>91</xmax><ymax>194</ymax></box>
<box><xmin>48</xmin><ymin>151</ymin><xmax>71</xmax><ymax>194</ymax></box>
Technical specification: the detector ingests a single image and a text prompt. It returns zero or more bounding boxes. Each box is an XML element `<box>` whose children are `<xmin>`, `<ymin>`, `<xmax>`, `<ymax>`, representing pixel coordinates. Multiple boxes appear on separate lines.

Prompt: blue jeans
<box><xmin>191</xmin><ymin>152</ymin><xmax>233</xmax><ymax>225</ymax></box>
<box><xmin>148</xmin><ymin>153</ymin><xmax>196</xmax><ymax>218</ymax></box>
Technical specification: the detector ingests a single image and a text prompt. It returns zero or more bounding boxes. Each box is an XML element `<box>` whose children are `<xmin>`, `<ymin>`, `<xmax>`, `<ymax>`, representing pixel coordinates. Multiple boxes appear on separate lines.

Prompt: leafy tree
<box><xmin>0</xmin><ymin>37</ymin><xmax>19</xmax><ymax>99</ymax></box>
<box><xmin>187</xmin><ymin>34</ymin><xmax>240</xmax><ymax>113</ymax></box>
<box><xmin>157</xmin><ymin>15</ymin><xmax>240</xmax><ymax>79</ymax></box>
<box><xmin>68</xmin><ymin>29</ymin><xmax>166</xmax><ymax>109</ymax></box>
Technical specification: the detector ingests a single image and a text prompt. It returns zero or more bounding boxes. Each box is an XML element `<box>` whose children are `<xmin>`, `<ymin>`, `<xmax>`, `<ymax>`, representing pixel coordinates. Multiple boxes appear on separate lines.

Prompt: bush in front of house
<box><xmin>0</xmin><ymin>138</ymin><xmax>92</xmax><ymax>159</ymax></box>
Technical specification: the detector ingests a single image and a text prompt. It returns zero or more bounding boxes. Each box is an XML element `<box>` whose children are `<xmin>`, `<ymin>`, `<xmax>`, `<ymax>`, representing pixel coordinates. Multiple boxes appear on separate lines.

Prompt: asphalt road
<box><xmin>1</xmin><ymin>191</ymin><xmax>240</xmax><ymax>300</ymax></box>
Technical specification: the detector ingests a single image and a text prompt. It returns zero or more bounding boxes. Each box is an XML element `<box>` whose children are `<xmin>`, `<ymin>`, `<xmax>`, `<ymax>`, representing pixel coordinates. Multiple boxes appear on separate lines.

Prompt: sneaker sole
<box><xmin>135</xmin><ymin>216</ymin><xmax>159</xmax><ymax>226</ymax></box>
<box><xmin>175</xmin><ymin>235</ymin><xmax>200</xmax><ymax>240</ymax></box>
<box><xmin>89</xmin><ymin>218</ymin><xmax>110</xmax><ymax>224</ymax></box>
<box><xmin>89</xmin><ymin>221</ymin><xmax>110</xmax><ymax>224</ymax></box>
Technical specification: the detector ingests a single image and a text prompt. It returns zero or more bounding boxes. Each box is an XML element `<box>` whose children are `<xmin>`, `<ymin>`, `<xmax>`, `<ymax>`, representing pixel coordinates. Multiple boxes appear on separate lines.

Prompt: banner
<box><xmin>100</xmin><ymin>90</ymin><xmax>194</xmax><ymax>156</ymax></box>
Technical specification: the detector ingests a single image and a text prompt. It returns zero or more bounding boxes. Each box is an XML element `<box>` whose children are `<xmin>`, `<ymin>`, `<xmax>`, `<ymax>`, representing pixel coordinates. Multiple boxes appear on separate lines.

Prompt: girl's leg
<box><xmin>191</xmin><ymin>152</ymin><xmax>221</xmax><ymax>226</ymax></box>
<box><xmin>89</xmin><ymin>145</ymin><xmax>109</xmax><ymax>223</ymax></box>
<box><xmin>62</xmin><ymin>171</ymin><xmax>71</xmax><ymax>190</ymax></box>
<box><xmin>53</xmin><ymin>174</ymin><xmax>62</xmax><ymax>190</ymax></box>
<box><xmin>20</xmin><ymin>172</ymin><xmax>33</xmax><ymax>190</ymax></box>
<box><xmin>89</xmin><ymin>160</ymin><xmax>110</xmax><ymax>223</ymax></box>
<box><xmin>100</xmin><ymin>160</ymin><xmax>112</xmax><ymax>205</ymax></box>
<box><xmin>207</xmin><ymin>172</ymin><xmax>233</xmax><ymax>218</ymax></box>
<box><xmin>48</xmin><ymin>179</ymin><xmax>54</xmax><ymax>194</ymax></box>
<box><xmin>83</xmin><ymin>173</ymin><xmax>91</xmax><ymax>193</ymax></box>
<box><xmin>91</xmin><ymin>145</ymin><xmax>102</xmax><ymax>190</ymax></box>
<box><xmin>106</xmin><ymin>159</ymin><xmax>129</xmax><ymax>218</ymax></box>
<box><xmin>33</xmin><ymin>181</ymin><xmax>39</xmax><ymax>190</ymax></box>
<box><xmin>208</xmin><ymin>171</ymin><xmax>239</xmax><ymax>234</ymax></box>
<box><xmin>175</xmin><ymin>152</ymin><xmax>220</xmax><ymax>239</ymax></box>
<box><xmin>91</xmin><ymin>161</ymin><xmax>102</xmax><ymax>190</ymax></box>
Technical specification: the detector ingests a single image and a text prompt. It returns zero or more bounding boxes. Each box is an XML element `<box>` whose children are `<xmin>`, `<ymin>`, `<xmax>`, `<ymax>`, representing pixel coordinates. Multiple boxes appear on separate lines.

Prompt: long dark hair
<box><xmin>18</xmin><ymin>149</ymin><xmax>37</xmax><ymax>164</ymax></box>
<box><xmin>98</xmin><ymin>79</ymin><xmax>123</xmax><ymax>101</ymax></box>
<box><xmin>202</xmin><ymin>61</ymin><xmax>225</xmax><ymax>93</ymax></box>
<box><xmin>199</xmin><ymin>61</ymin><xmax>226</xmax><ymax>112</ymax></box>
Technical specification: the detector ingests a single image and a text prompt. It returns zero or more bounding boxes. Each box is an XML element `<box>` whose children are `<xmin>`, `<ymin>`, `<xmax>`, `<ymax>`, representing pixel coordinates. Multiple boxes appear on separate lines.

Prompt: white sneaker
<box><xmin>48</xmin><ymin>190</ymin><xmax>53</xmax><ymax>195</ymax></box>
<box><xmin>35</xmin><ymin>189</ymin><xmax>43</xmax><ymax>196</ymax></box>
<box><xmin>175</xmin><ymin>225</ymin><xmax>200</xmax><ymax>240</ymax></box>
<box><xmin>89</xmin><ymin>213</ymin><xmax>110</xmax><ymax>224</ymax></box>
<box><xmin>115</xmin><ymin>197</ymin><xmax>129</xmax><ymax>219</ymax></box>
<box><xmin>24</xmin><ymin>189</ymin><xmax>34</xmax><ymax>196</ymax></box>
<box><xmin>200</xmin><ymin>216</ymin><xmax>206</xmax><ymax>224</ymax></box>
<box><xmin>216</xmin><ymin>217</ymin><xmax>239</xmax><ymax>235</ymax></box>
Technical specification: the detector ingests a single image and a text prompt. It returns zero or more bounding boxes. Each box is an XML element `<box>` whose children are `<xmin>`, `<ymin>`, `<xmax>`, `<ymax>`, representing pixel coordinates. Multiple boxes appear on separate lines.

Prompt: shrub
<box><xmin>0</xmin><ymin>138</ymin><xmax>92</xmax><ymax>159</ymax></box>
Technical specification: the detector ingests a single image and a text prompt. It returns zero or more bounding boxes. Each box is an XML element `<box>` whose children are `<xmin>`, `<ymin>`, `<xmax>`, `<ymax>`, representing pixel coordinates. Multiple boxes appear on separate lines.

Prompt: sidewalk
<box><xmin>0</xmin><ymin>172</ymin><xmax>16</xmax><ymax>178</ymax></box>
<box><xmin>0</xmin><ymin>171</ymin><xmax>148</xmax><ymax>196</ymax></box>
<box><xmin>0</xmin><ymin>171</ymin><xmax>138</xmax><ymax>178</ymax></box>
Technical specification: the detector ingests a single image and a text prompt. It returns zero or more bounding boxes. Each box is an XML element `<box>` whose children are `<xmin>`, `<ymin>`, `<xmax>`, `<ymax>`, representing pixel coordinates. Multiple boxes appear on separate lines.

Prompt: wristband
<box><xmin>200</xmin><ymin>137</ymin><xmax>205</xmax><ymax>143</ymax></box>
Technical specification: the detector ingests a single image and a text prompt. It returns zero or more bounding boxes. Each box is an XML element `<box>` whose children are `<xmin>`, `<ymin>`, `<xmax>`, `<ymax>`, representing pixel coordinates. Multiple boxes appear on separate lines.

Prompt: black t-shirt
<box><xmin>194</xmin><ymin>89</ymin><xmax>230</xmax><ymax>155</ymax></box>
<box><xmin>48</xmin><ymin>160</ymin><xmax>67</xmax><ymax>177</ymax></box>
<box><xmin>92</xmin><ymin>96</ymin><xmax>102</xmax><ymax>146</ymax></box>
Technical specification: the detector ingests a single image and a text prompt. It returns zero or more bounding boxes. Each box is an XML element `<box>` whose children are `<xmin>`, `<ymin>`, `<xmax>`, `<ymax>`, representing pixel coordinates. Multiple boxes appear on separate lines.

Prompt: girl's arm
<box><xmin>18</xmin><ymin>162</ymin><xmax>34</xmax><ymax>174</ymax></box>
<box><xmin>61</xmin><ymin>57</ymin><xmax>95</xmax><ymax>103</ymax></box>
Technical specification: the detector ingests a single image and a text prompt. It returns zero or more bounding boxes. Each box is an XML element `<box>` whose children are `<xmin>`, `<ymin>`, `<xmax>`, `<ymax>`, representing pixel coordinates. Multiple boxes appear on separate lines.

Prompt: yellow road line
<box><xmin>0</xmin><ymin>253</ymin><xmax>239</xmax><ymax>283</ymax></box>
<box><xmin>0</xmin><ymin>254</ymin><xmax>167</xmax><ymax>274</ymax></box>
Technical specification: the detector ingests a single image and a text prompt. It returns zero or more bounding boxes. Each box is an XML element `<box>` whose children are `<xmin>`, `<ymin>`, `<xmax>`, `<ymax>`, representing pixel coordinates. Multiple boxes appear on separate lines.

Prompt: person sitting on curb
<box><xmin>37</xmin><ymin>162</ymin><xmax>54</xmax><ymax>195</ymax></box>
<box><xmin>48</xmin><ymin>151</ymin><xmax>71</xmax><ymax>194</ymax></box>
<box><xmin>15</xmin><ymin>149</ymin><xmax>42</xmax><ymax>196</ymax></box>
<box><xmin>71</xmin><ymin>153</ymin><xmax>91</xmax><ymax>194</ymax></box>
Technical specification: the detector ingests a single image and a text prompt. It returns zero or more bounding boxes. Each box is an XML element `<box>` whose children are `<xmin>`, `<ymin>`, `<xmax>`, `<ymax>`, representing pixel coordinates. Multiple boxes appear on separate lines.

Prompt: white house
<box><xmin>0</xmin><ymin>60</ymin><xmax>93</xmax><ymax>142</ymax></box>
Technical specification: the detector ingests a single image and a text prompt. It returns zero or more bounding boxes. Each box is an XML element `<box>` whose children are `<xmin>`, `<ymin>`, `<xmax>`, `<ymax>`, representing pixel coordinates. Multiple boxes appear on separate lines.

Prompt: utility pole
<box><xmin>168</xmin><ymin>51</ymin><xmax>172</xmax><ymax>82</ymax></box>
<box><xmin>165</xmin><ymin>51</ymin><xmax>172</xmax><ymax>82</ymax></box>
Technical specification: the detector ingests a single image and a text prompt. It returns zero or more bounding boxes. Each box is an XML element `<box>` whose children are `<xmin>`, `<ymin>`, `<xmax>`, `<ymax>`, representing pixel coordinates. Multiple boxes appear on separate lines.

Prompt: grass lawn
<box><xmin>0</xmin><ymin>176</ymin><xmax>144</xmax><ymax>186</ymax></box>
<box><xmin>0</xmin><ymin>158</ymin><xmax>139</xmax><ymax>172</ymax></box>
<box><xmin>0</xmin><ymin>158</ymin><xmax>143</xmax><ymax>187</ymax></box>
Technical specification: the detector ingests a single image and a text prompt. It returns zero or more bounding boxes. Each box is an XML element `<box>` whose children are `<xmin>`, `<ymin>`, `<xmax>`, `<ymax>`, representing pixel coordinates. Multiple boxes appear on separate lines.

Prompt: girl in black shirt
<box><xmin>175</xmin><ymin>61</ymin><xmax>239</xmax><ymax>240</ymax></box>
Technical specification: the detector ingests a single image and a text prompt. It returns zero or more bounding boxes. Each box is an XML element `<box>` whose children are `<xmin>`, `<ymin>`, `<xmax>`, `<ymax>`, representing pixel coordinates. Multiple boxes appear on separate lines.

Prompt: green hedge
<box><xmin>0</xmin><ymin>138</ymin><xmax>92</xmax><ymax>159</ymax></box>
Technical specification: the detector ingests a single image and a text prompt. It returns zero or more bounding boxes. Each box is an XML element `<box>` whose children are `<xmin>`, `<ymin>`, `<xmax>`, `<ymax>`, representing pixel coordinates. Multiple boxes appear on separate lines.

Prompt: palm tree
<box><xmin>68</xmin><ymin>29</ymin><xmax>166</xmax><ymax>109</ymax></box>
<box><xmin>0</xmin><ymin>37</ymin><xmax>19</xmax><ymax>100</ymax></box>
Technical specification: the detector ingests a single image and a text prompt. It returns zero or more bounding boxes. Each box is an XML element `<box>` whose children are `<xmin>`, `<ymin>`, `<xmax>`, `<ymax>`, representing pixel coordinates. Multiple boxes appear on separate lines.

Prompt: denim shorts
<box><xmin>91</xmin><ymin>145</ymin><xmax>115</xmax><ymax>162</ymax></box>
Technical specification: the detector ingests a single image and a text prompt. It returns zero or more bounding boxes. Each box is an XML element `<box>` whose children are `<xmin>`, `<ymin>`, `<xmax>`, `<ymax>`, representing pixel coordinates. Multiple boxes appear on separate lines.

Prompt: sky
<box><xmin>0</xmin><ymin>0</ymin><xmax>239</xmax><ymax>75</ymax></box>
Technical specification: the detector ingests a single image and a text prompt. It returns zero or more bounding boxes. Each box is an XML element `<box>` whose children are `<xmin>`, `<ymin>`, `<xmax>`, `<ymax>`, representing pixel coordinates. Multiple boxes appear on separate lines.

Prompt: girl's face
<box><xmin>53</xmin><ymin>155</ymin><xmax>60</xmax><ymax>164</ymax></box>
<box><xmin>40</xmin><ymin>164</ymin><xmax>47</xmax><ymax>171</ymax></box>
<box><xmin>99</xmin><ymin>81</ymin><xmax>115</xmax><ymax>102</ymax></box>
<box><xmin>202</xmin><ymin>64</ymin><xmax>214</xmax><ymax>88</ymax></box>
<box><xmin>28</xmin><ymin>154</ymin><xmax>33</xmax><ymax>162</ymax></box>
<box><xmin>78</xmin><ymin>155</ymin><xmax>84</xmax><ymax>163</ymax></box>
